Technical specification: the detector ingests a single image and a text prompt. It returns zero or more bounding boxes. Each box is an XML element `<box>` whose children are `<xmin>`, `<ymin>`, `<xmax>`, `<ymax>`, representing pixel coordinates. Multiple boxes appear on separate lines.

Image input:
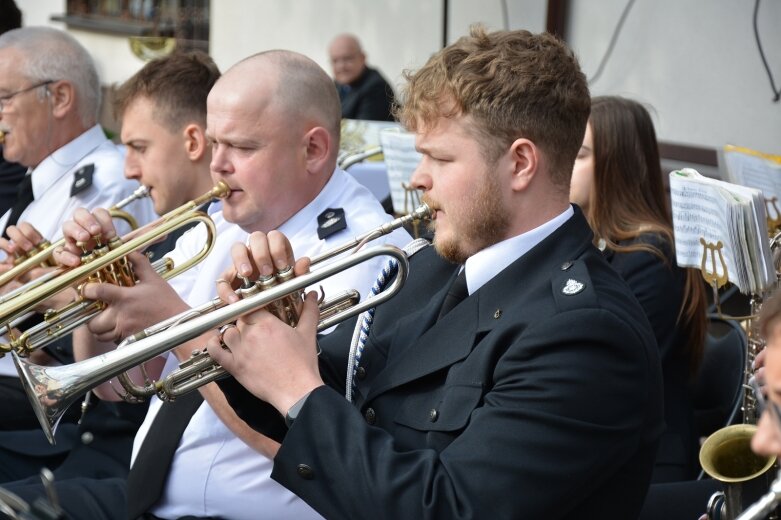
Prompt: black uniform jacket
<box><xmin>337</xmin><ymin>66</ymin><xmax>396</xmax><ymax>122</ymax></box>
<box><xmin>221</xmin><ymin>207</ymin><xmax>664</xmax><ymax>519</ymax></box>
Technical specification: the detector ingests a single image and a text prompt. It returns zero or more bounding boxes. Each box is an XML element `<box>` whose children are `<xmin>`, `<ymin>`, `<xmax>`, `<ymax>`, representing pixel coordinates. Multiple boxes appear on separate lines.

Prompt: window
<box><xmin>54</xmin><ymin>0</ymin><xmax>210</xmax><ymax>53</ymax></box>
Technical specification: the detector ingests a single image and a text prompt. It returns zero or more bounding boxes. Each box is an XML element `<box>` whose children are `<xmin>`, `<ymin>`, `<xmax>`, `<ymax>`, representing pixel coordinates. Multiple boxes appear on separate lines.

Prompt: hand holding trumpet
<box><xmin>53</xmin><ymin>207</ymin><xmax>189</xmax><ymax>345</ymax></box>
<box><xmin>208</xmin><ymin>230</ymin><xmax>324</xmax><ymax>417</ymax></box>
<box><xmin>0</xmin><ymin>222</ymin><xmax>73</xmax><ymax>308</ymax></box>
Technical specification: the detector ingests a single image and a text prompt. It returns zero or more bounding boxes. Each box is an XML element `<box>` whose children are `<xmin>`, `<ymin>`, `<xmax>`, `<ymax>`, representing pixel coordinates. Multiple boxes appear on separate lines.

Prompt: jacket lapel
<box><xmin>366</xmin><ymin>281</ymin><xmax>479</xmax><ymax>399</ymax></box>
<box><xmin>365</xmin><ymin>207</ymin><xmax>596</xmax><ymax>401</ymax></box>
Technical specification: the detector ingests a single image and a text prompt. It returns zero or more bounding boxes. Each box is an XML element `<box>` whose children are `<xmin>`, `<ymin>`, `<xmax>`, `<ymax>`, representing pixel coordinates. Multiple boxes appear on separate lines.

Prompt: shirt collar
<box><xmin>276</xmin><ymin>168</ymin><xmax>341</xmax><ymax>236</ymax></box>
<box><xmin>463</xmin><ymin>205</ymin><xmax>574</xmax><ymax>295</ymax></box>
<box><xmin>30</xmin><ymin>125</ymin><xmax>108</xmax><ymax>199</ymax></box>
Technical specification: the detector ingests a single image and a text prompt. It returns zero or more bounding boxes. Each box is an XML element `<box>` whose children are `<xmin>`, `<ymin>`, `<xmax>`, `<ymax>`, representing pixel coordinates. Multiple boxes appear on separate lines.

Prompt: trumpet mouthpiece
<box><xmin>0</xmin><ymin>130</ymin><xmax>5</xmax><ymax>144</ymax></box>
<box><xmin>212</xmin><ymin>181</ymin><xmax>231</xmax><ymax>199</ymax></box>
<box><xmin>413</xmin><ymin>202</ymin><xmax>434</xmax><ymax>221</ymax></box>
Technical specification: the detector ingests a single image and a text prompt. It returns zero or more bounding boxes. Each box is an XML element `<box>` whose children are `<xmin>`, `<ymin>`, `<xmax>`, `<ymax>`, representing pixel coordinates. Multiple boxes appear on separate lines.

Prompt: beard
<box><xmin>425</xmin><ymin>171</ymin><xmax>509</xmax><ymax>265</ymax></box>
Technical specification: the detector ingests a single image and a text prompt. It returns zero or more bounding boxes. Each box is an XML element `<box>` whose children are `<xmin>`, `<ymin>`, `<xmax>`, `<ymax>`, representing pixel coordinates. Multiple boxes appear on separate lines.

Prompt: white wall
<box><xmin>210</xmin><ymin>0</ymin><xmax>546</xmax><ymax>95</ymax></box>
<box><xmin>17</xmin><ymin>0</ymin><xmax>546</xmax><ymax>90</ymax></box>
<box><xmin>19</xmin><ymin>1</ymin><xmax>778</xmax><ymax>156</ymax></box>
<box><xmin>567</xmin><ymin>0</ymin><xmax>781</xmax><ymax>154</ymax></box>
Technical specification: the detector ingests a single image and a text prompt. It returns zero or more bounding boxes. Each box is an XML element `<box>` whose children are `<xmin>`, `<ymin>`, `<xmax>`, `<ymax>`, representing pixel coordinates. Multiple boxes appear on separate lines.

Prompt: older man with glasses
<box><xmin>0</xmin><ymin>26</ymin><xmax>155</xmax><ymax>430</ymax></box>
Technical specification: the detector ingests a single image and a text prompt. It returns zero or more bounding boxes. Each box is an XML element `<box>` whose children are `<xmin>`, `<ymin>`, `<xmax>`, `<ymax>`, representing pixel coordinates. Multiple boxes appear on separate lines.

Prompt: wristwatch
<box><xmin>284</xmin><ymin>391</ymin><xmax>312</xmax><ymax>428</ymax></box>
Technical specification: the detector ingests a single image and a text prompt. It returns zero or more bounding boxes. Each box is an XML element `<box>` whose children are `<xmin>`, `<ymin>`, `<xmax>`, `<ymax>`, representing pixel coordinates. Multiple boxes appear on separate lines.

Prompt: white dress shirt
<box><xmin>463</xmin><ymin>206</ymin><xmax>573</xmax><ymax>295</ymax></box>
<box><xmin>0</xmin><ymin>125</ymin><xmax>156</xmax><ymax>376</ymax></box>
<box><xmin>132</xmin><ymin>169</ymin><xmax>411</xmax><ymax>519</ymax></box>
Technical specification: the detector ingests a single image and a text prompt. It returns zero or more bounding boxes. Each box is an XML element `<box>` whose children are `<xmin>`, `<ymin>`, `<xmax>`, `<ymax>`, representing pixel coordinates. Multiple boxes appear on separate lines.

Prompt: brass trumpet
<box><xmin>15</xmin><ymin>204</ymin><xmax>431</xmax><ymax>444</ymax></box>
<box><xmin>0</xmin><ymin>185</ymin><xmax>151</xmax><ymax>289</ymax></box>
<box><xmin>0</xmin><ymin>182</ymin><xmax>230</xmax><ymax>355</ymax></box>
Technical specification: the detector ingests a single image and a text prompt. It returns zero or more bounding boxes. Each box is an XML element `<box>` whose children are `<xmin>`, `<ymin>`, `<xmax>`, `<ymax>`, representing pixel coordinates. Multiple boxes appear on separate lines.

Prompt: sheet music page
<box><xmin>723</xmin><ymin>145</ymin><xmax>781</xmax><ymax>206</ymax></box>
<box><xmin>669</xmin><ymin>168</ymin><xmax>772</xmax><ymax>294</ymax></box>
<box><xmin>379</xmin><ymin>129</ymin><xmax>422</xmax><ymax>213</ymax></box>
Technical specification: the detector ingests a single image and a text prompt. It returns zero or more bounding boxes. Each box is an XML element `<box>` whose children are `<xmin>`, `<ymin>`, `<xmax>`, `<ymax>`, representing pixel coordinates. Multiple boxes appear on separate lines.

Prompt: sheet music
<box><xmin>379</xmin><ymin>129</ymin><xmax>422</xmax><ymax>213</ymax></box>
<box><xmin>670</xmin><ymin>168</ymin><xmax>774</xmax><ymax>294</ymax></box>
<box><xmin>723</xmin><ymin>145</ymin><xmax>781</xmax><ymax>206</ymax></box>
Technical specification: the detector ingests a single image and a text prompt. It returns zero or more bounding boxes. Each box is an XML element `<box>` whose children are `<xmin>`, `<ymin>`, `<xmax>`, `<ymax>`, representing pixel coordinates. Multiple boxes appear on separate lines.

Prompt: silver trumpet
<box><xmin>15</xmin><ymin>204</ymin><xmax>431</xmax><ymax>444</ymax></box>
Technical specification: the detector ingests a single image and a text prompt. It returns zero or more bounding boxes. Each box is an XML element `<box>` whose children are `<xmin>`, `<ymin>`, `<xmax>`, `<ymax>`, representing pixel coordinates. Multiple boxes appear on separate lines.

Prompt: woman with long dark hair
<box><xmin>571</xmin><ymin>95</ymin><xmax>707</xmax><ymax>483</ymax></box>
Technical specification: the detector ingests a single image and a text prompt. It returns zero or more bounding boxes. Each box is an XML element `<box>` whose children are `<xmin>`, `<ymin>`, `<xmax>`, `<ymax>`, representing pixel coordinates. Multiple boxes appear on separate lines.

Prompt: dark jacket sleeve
<box><xmin>216</xmin><ymin>318</ymin><xmax>359</xmax><ymax>443</ymax></box>
<box><xmin>269</xmin><ymin>309</ymin><xmax>660</xmax><ymax>519</ymax></box>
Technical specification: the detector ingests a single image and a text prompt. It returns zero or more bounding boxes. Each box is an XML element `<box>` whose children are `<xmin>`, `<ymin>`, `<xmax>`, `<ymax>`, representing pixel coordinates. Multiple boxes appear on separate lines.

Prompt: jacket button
<box><xmin>81</xmin><ymin>432</ymin><xmax>94</xmax><ymax>445</ymax></box>
<box><xmin>429</xmin><ymin>409</ymin><xmax>439</xmax><ymax>422</ymax></box>
<box><xmin>364</xmin><ymin>407</ymin><xmax>377</xmax><ymax>425</ymax></box>
<box><xmin>355</xmin><ymin>366</ymin><xmax>366</xmax><ymax>380</ymax></box>
<box><xmin>297</xmin><ymin>464</ymin><xmax>314</xmax><ymax>480</ymax></box>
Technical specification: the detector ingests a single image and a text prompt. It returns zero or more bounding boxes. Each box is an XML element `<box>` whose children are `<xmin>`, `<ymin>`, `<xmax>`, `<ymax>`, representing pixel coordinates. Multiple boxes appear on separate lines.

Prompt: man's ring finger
<box><xmin>218</xmin><ymin>323</ymin><xmax>238</xmax><ymax>351</ymax></box>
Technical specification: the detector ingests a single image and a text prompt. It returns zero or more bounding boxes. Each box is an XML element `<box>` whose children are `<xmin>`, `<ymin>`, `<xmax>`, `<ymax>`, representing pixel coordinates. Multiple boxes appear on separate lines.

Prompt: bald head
<box><xmin>329</xmin><ymin>33</ymin><xmax>367</xmax><ymax>86</ymax></box>
<box><xmin>215</xmin><ymin>50</ymin><xmax>341</xmax><ymax>152</ymax></box>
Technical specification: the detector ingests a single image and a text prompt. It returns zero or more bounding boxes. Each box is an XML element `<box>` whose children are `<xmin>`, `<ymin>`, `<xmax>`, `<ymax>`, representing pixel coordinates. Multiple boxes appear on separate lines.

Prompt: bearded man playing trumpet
<box><xmin>6</xmin><ymin>50</ymin><xmax>410</xmax><ymax>520</ymax></box>
<box><xmin>0</xmin><ymin>27</ymin><xmax>156</xmax><ymax>431</ymax></box>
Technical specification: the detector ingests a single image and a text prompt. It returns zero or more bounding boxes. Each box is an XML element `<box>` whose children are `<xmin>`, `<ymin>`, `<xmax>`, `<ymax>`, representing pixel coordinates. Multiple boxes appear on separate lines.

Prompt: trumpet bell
<box><xmin>13</xmin><ymin>352</ymin><xmax>69</xmax><ymax>445</ymax></box>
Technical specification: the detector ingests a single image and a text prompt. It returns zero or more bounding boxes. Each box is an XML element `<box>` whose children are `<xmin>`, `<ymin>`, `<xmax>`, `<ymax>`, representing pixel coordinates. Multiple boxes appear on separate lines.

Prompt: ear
<box><xmin>508</xmin><ymin>138</ymin><xmax>538</xmax><ymax>192</ymax></box>
<box><xmin>48</xmin><ymin>80</ymin><xmax>75</xmax><ymax>119</ymax></box>
<box><xmin>302</xmin><ymin>126</ymin><xmax>332</xmax><ymax>174</ymax></box>
<box><xmin>183</xmin><ymin>123</ymin><xmax>208</xmax><ymax>161</ymax></box>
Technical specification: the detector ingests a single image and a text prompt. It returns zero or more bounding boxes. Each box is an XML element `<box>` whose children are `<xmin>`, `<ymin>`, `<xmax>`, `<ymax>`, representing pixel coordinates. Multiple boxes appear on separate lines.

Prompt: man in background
<box><xmin>329</xmin><ymin>33</ymin><xmax>396</xmax><ymax>121</ymax></box>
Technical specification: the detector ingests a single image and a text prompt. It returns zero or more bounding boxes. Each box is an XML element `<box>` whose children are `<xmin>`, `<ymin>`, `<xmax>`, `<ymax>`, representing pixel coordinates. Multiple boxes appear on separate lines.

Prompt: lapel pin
<box><xmin>562</xmin><ymin>279</ymin><xmax>585</xmax><ymax>295</ymax></box>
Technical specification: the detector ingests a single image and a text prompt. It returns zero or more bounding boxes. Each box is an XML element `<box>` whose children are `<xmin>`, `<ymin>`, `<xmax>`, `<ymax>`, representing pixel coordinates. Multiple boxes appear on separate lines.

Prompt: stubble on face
<box><xmin>425</xmin><ymin>168</ymin><xmax>509</xmax><ymax>265</ymax></box>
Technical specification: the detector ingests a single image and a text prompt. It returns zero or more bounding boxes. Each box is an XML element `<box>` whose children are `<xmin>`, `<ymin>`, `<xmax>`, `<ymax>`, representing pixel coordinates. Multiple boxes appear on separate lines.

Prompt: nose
<box><xmin>210</xmin><ymin>144</ymin><xmax>233</xmax><ymax>176</ymax></box>
<box><xmin>124</xmin><ymin>152</ymin><xmax>140</xmax><ymax>180</ymax></box>
<box><xmin>409</xmin><ymin>160</ymin><xmax>431</xmax><ymax>192</ymax></box>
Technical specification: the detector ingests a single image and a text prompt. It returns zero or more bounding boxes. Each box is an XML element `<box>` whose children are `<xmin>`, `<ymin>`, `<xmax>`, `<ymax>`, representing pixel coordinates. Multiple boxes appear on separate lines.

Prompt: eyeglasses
<box><xmin>751</xmin><ymin>377</ymin><xmax>781</xmax><ymax>436</ymax></box>
<box><xmin>0</xmin><ymin>80</ymin><xmax>54</xmax><ymax>112</ymax></box>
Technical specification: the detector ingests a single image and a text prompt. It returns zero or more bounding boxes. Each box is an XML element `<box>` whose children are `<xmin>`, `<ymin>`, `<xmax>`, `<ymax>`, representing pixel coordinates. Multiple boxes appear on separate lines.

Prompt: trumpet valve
<box><xmin>275</xmin><ymin>267</ymin><xmax>301</xmax><ymax>326</ymax></box>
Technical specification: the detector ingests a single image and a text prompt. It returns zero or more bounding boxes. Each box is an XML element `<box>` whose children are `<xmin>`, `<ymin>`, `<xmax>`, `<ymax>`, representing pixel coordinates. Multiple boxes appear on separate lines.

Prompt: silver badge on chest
<box><xmin>562</xmin><ymin>278</ymin><xmax>585</xmax><ymax>295</ymax></box>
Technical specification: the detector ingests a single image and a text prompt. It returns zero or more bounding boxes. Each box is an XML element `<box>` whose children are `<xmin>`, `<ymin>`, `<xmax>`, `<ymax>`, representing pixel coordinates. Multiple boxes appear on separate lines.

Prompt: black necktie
<box><xmin>125</xmin><ymin>391</ymin><xmax>204</xmax><ymax>520</ymax></box>
<box><xmin>437</xmin><ymin>268</ymin><xmax>468</xmax><ymax>320</ymax></box>
<box><xmin>2</xmin><ymin>173</ymin><xmax>33</xmax><ymax>239</ymax></box>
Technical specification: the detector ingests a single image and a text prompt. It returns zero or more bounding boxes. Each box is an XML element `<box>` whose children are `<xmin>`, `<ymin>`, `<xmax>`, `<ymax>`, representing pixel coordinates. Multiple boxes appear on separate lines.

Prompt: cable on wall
<box><xmin>753</xmin><ymin>0</ymin><xmax>780</xmax><ymax>102</ymax></box>
<box><xmin>588</xmin><ymin>0</ymin><xmax>637</xmax><ymax>85</ymax></box>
